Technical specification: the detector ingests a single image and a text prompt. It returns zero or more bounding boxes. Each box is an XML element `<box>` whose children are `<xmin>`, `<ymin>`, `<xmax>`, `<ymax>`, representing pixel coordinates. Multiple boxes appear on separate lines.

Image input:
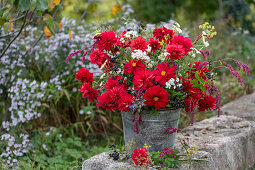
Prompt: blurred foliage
<box><xmin>131</xmin><ymin>0</ymin><xmax>255</xmax><ymax>34</ymax></box>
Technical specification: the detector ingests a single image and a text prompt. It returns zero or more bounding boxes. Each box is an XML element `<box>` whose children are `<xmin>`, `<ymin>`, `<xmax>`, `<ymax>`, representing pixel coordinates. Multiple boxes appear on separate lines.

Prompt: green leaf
<box><xmin>96</xmin><ymin>109</ymin><xmax>106</xmax><ymax>115</ymax></box>
<box><xmin>37</xmin><ymin>0</ymin><xmax>48</xmax><ymax>11</ymax></box>
<box><xmin>0</xmin><ymin>18</ymin><xmax>7</xmax><ymax>25</ymax></box>
<box><xmin>64</xmin><ymin>26</ymin><xmax>69</xmax><ymax>34</ymax></box>
<box><xmin>63</xmin><ymin>89</ymin><xmax>70</xmax><ymax>102</ymax></box>
<box><xmin>205</xmin><ymin>83</ymin><xmax>212</xmax><ymax>87</ymax></box>
<box><xmin>73</xmin><ymin>6</ymin><xmax>79</xmax><ymax>12</ymax></box>
<box><xmin>150</xmin><ymin>108</ymin><xmax>158</xmax><ymax>116</ymax></box>
<box><xmin>195</xmin><ymin>71</ymin><xmax>202</xmax><ymax>81</ymax></box>
<box><xmin>13</xmin><ymin>0</ymin><xmax>19</xmax><ymax>8</ymax></box>
<box><xmin>37</xmin><ymin>10</ymin><xmax>43</xmax><ymax>16</ymax></box>
<box><xmin>0</xmin><ymin>7</ymin><xmax>8</xmax><ymax>16</ymax></box>
<box><xmin>45</xmin><ymin>17</ymin><xmax>55</xmax><ymax>35</ymax></box>
<box><xmin>19</xmin><ymin>0</ymin><xmax>31</xmax><ymax>12</ymax></box>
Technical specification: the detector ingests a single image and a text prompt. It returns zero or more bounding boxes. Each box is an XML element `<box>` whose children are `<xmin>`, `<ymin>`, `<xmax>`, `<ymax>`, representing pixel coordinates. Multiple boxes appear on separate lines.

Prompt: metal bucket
<box><xmin>121</xmin><ymin>108</ymin><xmax>180</xmax><ymax>154</ymax></box>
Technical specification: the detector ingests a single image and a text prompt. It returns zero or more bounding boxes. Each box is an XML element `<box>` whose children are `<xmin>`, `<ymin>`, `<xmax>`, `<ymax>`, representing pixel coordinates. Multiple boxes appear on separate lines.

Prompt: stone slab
<box><xmin>221</xmin><ymin>92</ymin><xmax>255</xmax><ymax>121</ymax></box>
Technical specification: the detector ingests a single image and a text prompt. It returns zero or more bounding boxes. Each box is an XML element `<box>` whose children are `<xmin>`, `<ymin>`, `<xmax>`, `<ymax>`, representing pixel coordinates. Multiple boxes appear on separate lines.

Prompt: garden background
<box><xmin>0</xmin><ymin>0</ymin><xmax>254</xmax><ymax>169</ymax></box>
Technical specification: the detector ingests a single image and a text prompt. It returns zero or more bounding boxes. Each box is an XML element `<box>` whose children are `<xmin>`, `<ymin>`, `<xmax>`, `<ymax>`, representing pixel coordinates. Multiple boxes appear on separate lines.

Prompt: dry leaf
<box><xmin>69</xmin><ymin>29</ymin><xmax>73</xmax><ymax>40</ymax></box>
<box><xmin>44</xmin><ymin>26</ymin><xmax>52</xmax><ymax>37</ymax></box>
<box><xmin>111</xmin><ymin>5</ymin><xmax>121</xmax><ymax>16</ymax></box>
<box><xmin>59</xmin><ymin>22</ymin><xmax>63</xmax><ymax>29</ymax></box>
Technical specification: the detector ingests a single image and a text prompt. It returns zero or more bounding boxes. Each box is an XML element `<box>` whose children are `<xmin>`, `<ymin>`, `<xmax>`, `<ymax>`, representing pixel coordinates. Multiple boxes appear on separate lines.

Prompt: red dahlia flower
<box><xmin>149</xmin><ymin>38</ymin><xmax>161</xmax><ymax>53</ymax></box>
<box><xmin>171</xmin><ymin>35</ymin><xmax>193</xmax><ymax>55</ymax></box>
<box><xmin>78</xmin><ymin>83</ymin><xmax>99</xmax><ymax>102</ymax></box>
<box><xmin>123</xmin><ymin>60</ymin><xmax>146</xmax><ymax>74</ymax></box>
<box><xmin>104</xmin><ymin>76</ymin><xmax>127</xmax><ymax>91</ymax></box>
<box><xmin>75</xmin><ymin>68</ymin><xmax>94</xmax><ymax>83</ymax></box>
<box><xmin>130</xmin><ymin>36</ymin><xmax>148</xmax><ymax>52</ymax></box>
<box><xmin>97</xmin><ymin>31</ymin><xmax>117</xmax><ymax>51</ymax></box>
<box><xmin>198</xmin><ymin>95</ymin><xmax>216</xmax><ymax>111</ymax></box>
<box><xmin>89</xmin><ymin>49</ymin><xmax>110</xmax><ymax>67</ymax></box>
<box><xmin>118</xmin><ymin>94</ymin><xmax>134</xmax><ymax>112</ymax></box>
<box><xmin>187</xmin><ymin>60</ymin><xmax>210</xmax><ymax>80</ymax></box>
<box><xmin>133</xmin><ymin>69</ymin><xmax>155</xmax><ymax>90</ymax></box>
<box><xmin>179</xmin><ymin>77</ymin><xmax>193</xmax><ymax>93</ymax></box>
<box><xmin>165</xmin><ymin>44</ymin><xmax>185</xmax><ymax>60</ymax></box>
<box><xmin>189</xmin><ymin>87</ymin><xmax>203</xmax><ymax>100</ymax></box>
<box><xmin>131</xmin><ymin>148</ymin><xmax>151</xmax><ymax>167</ymax></box>
<box><xmin>153</xmin><ymin>26</ymin><xmax>175</xmax><ymax>44</ymax></box>
<box><xmin>96</xmin><ymin>86</ymin><xmax>127</xmax><ymax>112</ymax></box>
<box><xmin>153</xmin><ymin>62</ymin><xmax>176</xmax><ymax>86</ymax></box>
<box><xmin>143</xmin><ymin>85</ymin><xmax>169</xmax><ymax>110</ymax></box>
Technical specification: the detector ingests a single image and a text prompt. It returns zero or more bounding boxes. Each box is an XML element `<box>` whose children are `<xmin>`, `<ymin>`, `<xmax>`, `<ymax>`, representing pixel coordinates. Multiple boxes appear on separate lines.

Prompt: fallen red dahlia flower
<box><xmin>131</xmin><ymin>148</ymin><xmax>151</xmax><ymax>167</ymax></box>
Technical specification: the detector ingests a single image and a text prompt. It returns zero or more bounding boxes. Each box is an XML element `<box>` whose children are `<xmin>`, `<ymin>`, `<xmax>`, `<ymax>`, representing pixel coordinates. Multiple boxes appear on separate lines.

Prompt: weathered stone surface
<box><xmin>221</xmin><ymin>92</ymin><xmax>255</xmax><ymax>121</ymax></box>
<box><xmin>178</xmin><ymin>115</ymin><xmax>255</xmax><ymax>170</ymax></box>
<box><xmin>82</xmin><ymin>151</ymin><xmax>154</xmax><ymax>170</ymax></box>
<box><xmin>83</xmin><ymin>93</ymin><xmax>255</xmax><ymax>170</ymax></box>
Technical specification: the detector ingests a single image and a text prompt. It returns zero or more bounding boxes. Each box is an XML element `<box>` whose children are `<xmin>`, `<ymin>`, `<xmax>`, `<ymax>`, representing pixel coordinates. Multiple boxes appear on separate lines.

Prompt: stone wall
<box><xmin>82</xmin><ymin>92</ymin><xmax>255</xmax><ymax>170</ymax></box>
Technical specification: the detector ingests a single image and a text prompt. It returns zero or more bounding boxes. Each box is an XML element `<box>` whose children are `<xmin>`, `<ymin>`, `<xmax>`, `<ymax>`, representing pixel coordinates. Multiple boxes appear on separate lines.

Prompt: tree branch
<box><xmin>78</xmin><ymin>1</ymin><xmax>91</xmax><ymax>25</ymax></box>
<box><xmin>23</xmin><ymin>0</ymin><xmax>65</xmax><ymax>57</ymax></box>
<box><xmin>0</xmin><ymin>10</ymin><xmax>29</xmax><ymax>59</ymax></box>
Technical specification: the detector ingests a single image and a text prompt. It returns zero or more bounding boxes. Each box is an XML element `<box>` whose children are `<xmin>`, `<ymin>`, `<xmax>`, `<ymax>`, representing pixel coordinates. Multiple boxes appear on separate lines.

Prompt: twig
<box><xmin>211</xmin><ymin>66</ymin><xmax>227</xmax><ymax>72</ymax></box>
<box><xmin>3</xmin><ymin>0</ymin><xmax>8</xmax><ymax>7</ymax></box>
<box><xmin>23</xmin><ymin>32</ymin><xmax>44</xmax><ymax>57</ymax></box>
<box><xmin>0</xmin><ymin>10</ymin><xmax>28</xmax><ymax>59</ymax></box>
<box><xmin>78</xmin><ymin>1</ymin><xmax>91</xmax><ymax>25</ymax></box>
<box><xmin>0</xmin><ymin>30</ymin><xmax>19</xmax><ymax>39</ymax></box>
<box><xmin>53</xmin><ymin>0</ymin><xmax>64</xmax><ymax>19</ymax></box>
<box><xmin>99</xmin><ymin>115</ymin><xmax>110</xmax><ymax>144</ymax></box>
<box><xmin>12</xmin><ymin>14</ymin><xmax>25</xmax><ymax>22</ymax></box>
<box><xmin>1</xmin><ymin>0</ymin><xmax>3</xmax><ymax>8</ymax></box>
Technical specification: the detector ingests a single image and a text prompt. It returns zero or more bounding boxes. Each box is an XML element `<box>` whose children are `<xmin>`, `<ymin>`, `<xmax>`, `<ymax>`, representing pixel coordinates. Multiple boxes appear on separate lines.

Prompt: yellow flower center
<box><xmin>132</xmin><ymin>62</ymin><xmax>137</xmax><ymax>67</ymax></box>
<box><xmin>161</xmin><ymin>71</ymin><xmax>166</xmax><ymax>76</ymax></box>
<box><xmin>153</xmin><ymin>97</ymin><xmax>159</xmax><ymax>101</ymax></box>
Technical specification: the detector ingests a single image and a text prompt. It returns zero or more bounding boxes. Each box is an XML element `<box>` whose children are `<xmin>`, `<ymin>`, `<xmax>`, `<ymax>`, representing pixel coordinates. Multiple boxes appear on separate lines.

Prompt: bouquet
<box><xmin>67</xmin><ymin>22</ymin><xmax>250</xmax><ymax>124</ymax></box>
